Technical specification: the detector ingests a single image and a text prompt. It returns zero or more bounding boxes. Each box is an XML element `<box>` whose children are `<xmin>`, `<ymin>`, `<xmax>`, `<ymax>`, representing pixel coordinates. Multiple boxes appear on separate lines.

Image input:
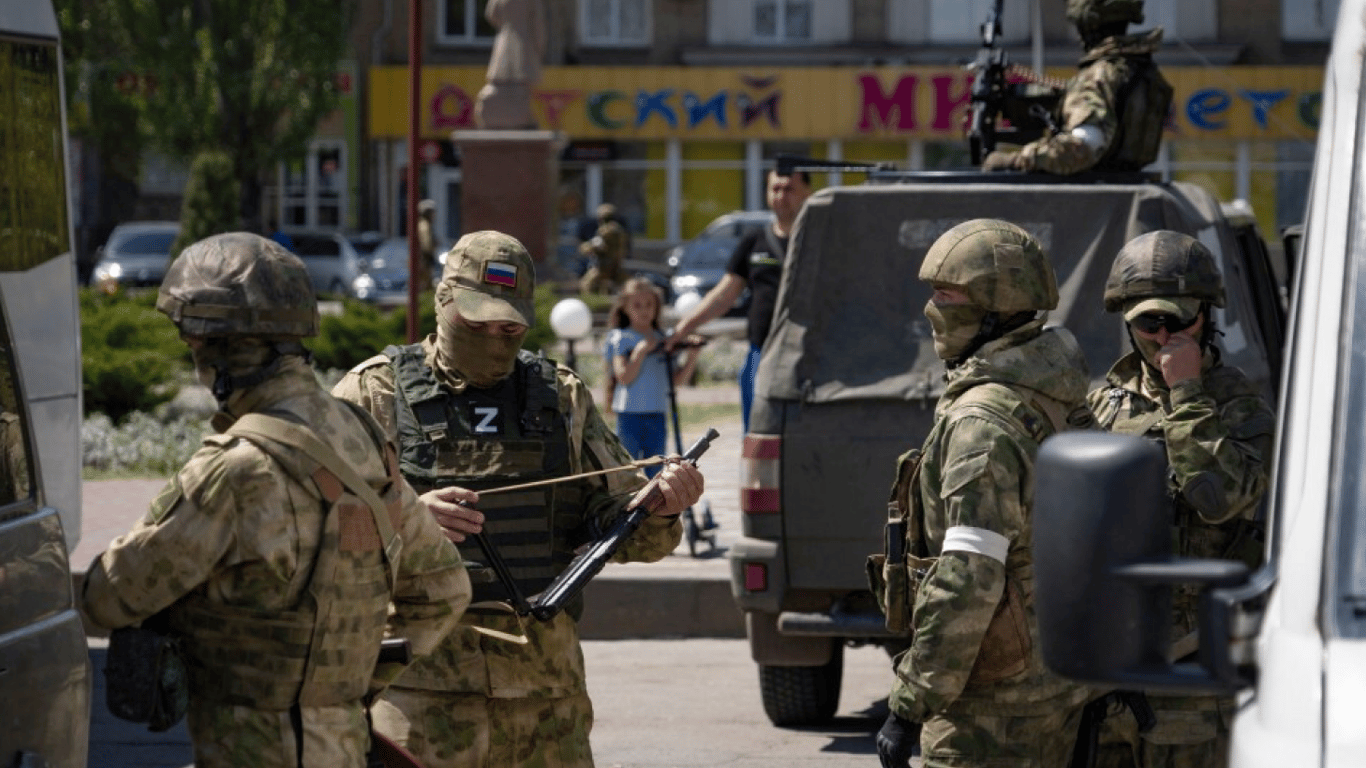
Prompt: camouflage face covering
<box><xmin>925</xmin><ymin>301</ymin><xmax>988</xmax><ymax>361</ymax></box>
<box><xmin>434</xmin><ymin>298</ymin><xmax>526</xmax><ymax>388</ymax></box>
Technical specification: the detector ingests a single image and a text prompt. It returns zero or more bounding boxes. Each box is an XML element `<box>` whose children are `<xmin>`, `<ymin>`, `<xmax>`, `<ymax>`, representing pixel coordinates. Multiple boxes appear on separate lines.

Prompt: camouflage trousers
<box><xmin>372</xmin><ymin>686</ymin><xmax>595</xmax><ymax>768</ymax></box>
<box><xmin>920</xmin><ymin>702</ymin><xmax>1085</xmax><ymax>767</ymax></box>
<box><xmin>1094</xmin><ymin>693</ymin><xmax>1231</xmax><ymax>768</ymax></box>
<box><xmin>186</xmin><ymin>701</ymin><xmax>369</xmax><ymax>768</ymax></box>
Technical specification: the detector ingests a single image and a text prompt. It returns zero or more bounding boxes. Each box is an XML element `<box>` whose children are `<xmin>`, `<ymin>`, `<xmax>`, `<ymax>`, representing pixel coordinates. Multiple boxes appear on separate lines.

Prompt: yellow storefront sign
<box><xmin>369</xmin><ymin>65</ymin><xmax>1322</xmax><ymax>143</ymax></box>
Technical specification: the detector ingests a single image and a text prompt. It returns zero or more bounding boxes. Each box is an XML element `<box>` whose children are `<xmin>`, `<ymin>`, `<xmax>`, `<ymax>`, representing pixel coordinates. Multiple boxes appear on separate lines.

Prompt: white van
<box><xmin>1032</xmin><ymin>1</ymin><xmax>1364</xmax><ymax>763</ymax></box>
<box><xmin>0</xmin><ymin>1</ymin><xmax>94</xmax><ymax>765</ymax></box>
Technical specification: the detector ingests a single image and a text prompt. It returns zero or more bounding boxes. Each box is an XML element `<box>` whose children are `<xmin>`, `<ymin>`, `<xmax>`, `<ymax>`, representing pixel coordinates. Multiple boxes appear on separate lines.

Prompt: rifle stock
<box><xmin>530</xmin><ymin>428</ymin><xmax>720</xmax><ymax>621</ymax></box>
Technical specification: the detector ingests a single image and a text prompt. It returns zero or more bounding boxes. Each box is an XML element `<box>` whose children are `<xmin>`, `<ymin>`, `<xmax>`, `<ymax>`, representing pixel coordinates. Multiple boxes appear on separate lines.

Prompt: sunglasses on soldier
<box><xmin>1129</xmin><ymin>312</ymin><xmax>1198</xmax><ymax>335</ymax></box>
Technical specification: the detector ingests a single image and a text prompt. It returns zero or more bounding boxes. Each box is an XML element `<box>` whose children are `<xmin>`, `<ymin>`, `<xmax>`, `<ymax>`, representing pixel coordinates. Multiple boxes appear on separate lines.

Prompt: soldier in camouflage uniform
<box><xmin>578</xmin><ymin>203</ymin><xmax>630</xmax><ymax>295</ymax></box>
<box><xmin>332</xmin><ymin>229</ymin><xmax>704</xmax><ymax>768</ymax></box>
<box><xmin>982</xmin><ymin>0</ymin><xmax>1168</xmax><ymax>175</ymax></box>
<box><xmin>1087</xmin><ymin>230</ymin><xmax>1274</xmax><ymax>768</ymax></box>
<box><xmin>80</xmin><ymin>232</ymin><xmax>472</xmax><ymax>768</ymax></box>
<box><xmin>875</xmin><ymin>219</ymin><xmax>1093</xmax><ymax>768</ymax></box>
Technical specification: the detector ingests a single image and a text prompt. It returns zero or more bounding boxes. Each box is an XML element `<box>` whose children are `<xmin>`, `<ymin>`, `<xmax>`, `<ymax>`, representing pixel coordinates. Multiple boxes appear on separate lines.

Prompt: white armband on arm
<box><xmin>941</xmin><ymin>525</ymin><xmax>1010</xmax><ymax>564</ymax></box>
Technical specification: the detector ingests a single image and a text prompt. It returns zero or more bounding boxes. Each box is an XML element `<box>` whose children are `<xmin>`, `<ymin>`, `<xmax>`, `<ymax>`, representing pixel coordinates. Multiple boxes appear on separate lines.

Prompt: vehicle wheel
<box><xmin>758</xmin><ymin>644</ymin><xmax>844</xmax><ymax>727</ymax></box>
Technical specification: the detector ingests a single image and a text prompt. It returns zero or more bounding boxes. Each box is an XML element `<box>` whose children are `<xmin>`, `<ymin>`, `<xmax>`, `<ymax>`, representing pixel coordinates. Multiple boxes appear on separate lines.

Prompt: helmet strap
<box><xmin>207</xmin><ymin>342</ymin><xmax>308</xmax><ymax>405</ymax></box>
<box><xmin>948</xmin><ymin>310</ymin><xmax>1038</xmax><ymax>368</ymax></box>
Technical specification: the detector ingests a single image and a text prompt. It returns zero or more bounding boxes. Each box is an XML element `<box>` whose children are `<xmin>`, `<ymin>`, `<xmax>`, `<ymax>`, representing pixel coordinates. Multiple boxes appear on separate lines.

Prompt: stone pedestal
<box><xmin>451</xmin><ymin>130</ymin><xmax>563</xmax><ymax>264</ymax></box>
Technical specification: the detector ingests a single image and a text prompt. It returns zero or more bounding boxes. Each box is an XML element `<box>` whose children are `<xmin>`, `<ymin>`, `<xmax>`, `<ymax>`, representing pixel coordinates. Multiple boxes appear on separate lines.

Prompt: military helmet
<box><xmin>1103</xmin><ymin>230</ymin><xmax>1226</xmax><ymax>312</ymax></box>
<box><xmin>156</xmin><ymin>232</ymin><xmax>320</xmax><ymax>339</ymax></box>
<box><xmin>1066</xmin><ymin>0</ymin><xmax>1145</xmax><ymax>29</ymax></box>
<box><xmin>919</xmin><ymin>218</ymin><xmax>1059</xmax><ymax>313</ymax></box>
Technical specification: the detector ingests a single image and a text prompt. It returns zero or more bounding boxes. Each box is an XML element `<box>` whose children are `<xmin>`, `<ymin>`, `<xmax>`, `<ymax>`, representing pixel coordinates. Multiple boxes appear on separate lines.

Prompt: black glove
<box><xmin>875</xmin><ymin>711</ymin><xmax>920</xmax><ymax>768</ymax></box>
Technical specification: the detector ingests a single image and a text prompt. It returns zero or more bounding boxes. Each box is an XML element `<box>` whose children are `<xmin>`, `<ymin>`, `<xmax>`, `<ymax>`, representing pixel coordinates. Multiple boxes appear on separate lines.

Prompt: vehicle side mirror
<box><xmin>1033</xmin><ymin>432</ymin><xmax>1253</xmax><ymax>694</ymax></box>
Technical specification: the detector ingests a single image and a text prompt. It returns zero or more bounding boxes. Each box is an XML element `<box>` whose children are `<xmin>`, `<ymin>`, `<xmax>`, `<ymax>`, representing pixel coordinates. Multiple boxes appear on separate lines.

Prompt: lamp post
<box><xmin>549</xmin><ymin>297</ymin><xmax>593</xmax><ymax>370</ymax></box>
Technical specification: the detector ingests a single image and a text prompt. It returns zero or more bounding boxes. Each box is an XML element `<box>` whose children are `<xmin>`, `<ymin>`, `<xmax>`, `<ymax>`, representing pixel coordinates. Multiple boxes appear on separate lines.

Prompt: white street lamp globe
<box><xmin>673</xmin><ymin>290</ymin><xmax>703</xmax><ymax>318</ymax></box>
<box><xmin>550</xmin><ymin>297</ymin><xmax>593</xmax><ymax>340</ymax></box>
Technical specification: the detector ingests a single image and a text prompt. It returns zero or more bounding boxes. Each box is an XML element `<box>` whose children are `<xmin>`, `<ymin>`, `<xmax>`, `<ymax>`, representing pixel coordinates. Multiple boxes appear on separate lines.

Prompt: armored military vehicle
<box><xmin>728</xmin><ymin>171</ymin><xmax>1287</xmax><ymax>726</ymax></box>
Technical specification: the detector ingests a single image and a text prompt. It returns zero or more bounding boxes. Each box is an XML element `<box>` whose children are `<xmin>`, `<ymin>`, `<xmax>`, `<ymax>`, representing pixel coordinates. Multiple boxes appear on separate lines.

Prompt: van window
<box><xmin>0</xmin><ymin>37</ymin><xmax>70</xmax><ymax>271</ymax></box>
<box><xmin>0</xmin><ymin>317</ymin><xmax>32</xmax><ymax>510</ymax></box>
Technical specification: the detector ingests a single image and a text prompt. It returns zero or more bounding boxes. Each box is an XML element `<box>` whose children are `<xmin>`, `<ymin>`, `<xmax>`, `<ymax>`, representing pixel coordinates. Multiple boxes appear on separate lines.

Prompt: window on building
<box><xmin>708</xmin><ymin>0</ymin><xmax>849</xmax><ymax>46</ymax></box>
<box><xmin>1283</xmin><ymin>0</ymin><xmax>1340</xmax><ymax>41</ymax></box>
<box><xmin>1129</xmin><ymin>0</ymin><xmax>1216</xmax><ymax>42</ymax></box>
<box><xmin>439</xmin><ymin>0</ymin><xmax>496</xmax><ymax>46</ymax></box>
<box><xmin>580</xmin><ymin>0</ymin><xmax>649</xmax><ymax>45</ymax></box>
<box><xmin>279</xmin><ymin>141</ymin><xmax>346</xmax><ymax>231</ymax></box>
<box><xmin>754</xmin><ymin>0</ymin><xmax>812</xmax><ymax>42</ymax></box>
<box><xmin>924</xmin><ymin>0</ymin><xmax>1029</xmax><ymax>44</ymax></box>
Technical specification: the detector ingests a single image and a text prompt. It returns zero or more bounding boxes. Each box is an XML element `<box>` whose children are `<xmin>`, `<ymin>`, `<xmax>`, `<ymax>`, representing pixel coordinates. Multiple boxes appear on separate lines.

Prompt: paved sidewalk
<box><xmin>73</xmin><ymin>383</ymin><xmax>749</xmax><ymax>640</ymax></box>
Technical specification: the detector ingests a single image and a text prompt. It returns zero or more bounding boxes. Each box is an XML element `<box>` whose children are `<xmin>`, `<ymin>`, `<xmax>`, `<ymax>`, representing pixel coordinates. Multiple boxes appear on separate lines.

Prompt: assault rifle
<box><xmin>454</xmin><ymin>429</ymin><xmax>720</xmax><ymax>621</ymax></box>
<box><xmin>966</xmin><ymin>0</ymin><xmax>1064</xmax><ymax>165</ymax></box>
<box><xmin>531</xmin><ymin>428</ymin><xmax>719</xmax><ymax>620</ymax></box>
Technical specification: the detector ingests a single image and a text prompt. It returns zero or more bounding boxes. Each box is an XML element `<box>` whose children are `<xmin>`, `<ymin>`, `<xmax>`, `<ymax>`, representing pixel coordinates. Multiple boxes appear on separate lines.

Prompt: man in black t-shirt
<box><xmin>668</xmin><ymin>168</ymin><xmax>812</xmax><ymax>430</ymax></box>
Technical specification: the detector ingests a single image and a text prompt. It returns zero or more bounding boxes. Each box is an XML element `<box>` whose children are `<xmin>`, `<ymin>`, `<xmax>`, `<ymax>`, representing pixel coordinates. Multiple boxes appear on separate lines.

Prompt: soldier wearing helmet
<box><xmin>80</xmin><ymin>232</ymin><xmax>472</xmax><ymax>768</ymax></box>
<box><xmin>982</xmin><ymin>0</ymin><xmax>1170</xmax><ymax>175</ymax></box>
<box><xmin>874</xmin><ymin>219</ymin><xmax>1092</xmax><ymax>768</ymax></box>
<box><xmin>1085</xmin><ymin>230</ymin><xmax>1274</xmax><ymax>768</ymax></box>
<box><xmin>332</xmin><ymin>230</ymin><xmax>704</xmax><ymax>768</ymax></box>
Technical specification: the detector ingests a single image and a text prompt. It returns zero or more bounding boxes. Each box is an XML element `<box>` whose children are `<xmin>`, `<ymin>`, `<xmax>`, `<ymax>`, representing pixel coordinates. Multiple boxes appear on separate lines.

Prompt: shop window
<box><xmin>438</xmin><ymin>0</ymin><xmax>496</xmax><ymax>46</ymax></box>
<box><xmin>0</xmin><ymin>323</ymin><xmax>31</xmax><ymax>507</ymax></box>
<box><xmin>279</xmin><ymin>142</ymin><xmax>346</xmax><ymax>232</ymax></box>
<box><xmin>580</xmin><ymin>0</ymin><xmax>649</xmax><ymax>46</ymax></box>
<box><xmin>1283</xmin><ymin>0</ymin><xmax>1340</xmax><ymax>41</ymax></box>
<box><xmin>708</xmin><ymin>0</ymin><xmax>850</xmax><ymax>46</ymax></box>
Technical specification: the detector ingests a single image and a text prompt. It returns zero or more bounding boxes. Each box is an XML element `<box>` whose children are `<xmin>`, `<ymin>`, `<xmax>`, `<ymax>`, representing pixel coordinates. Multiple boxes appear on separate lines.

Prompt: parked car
<box><xmin>730</xmin><ymin>174</ymin><xmax>1286</xmax><ymax>727</ymax></box>
<box><xmin>90</xmin><ymin>221</ymin><xmax>179</xmax><ymax>289</ymax></box>
<box><xmin>351</xmin><ymin>237</ymin><xmax>442</xmax><ymax>306</ymax></box>
<box><xmin>285</xmin><ymin>231</ymin><xmax>377</xmax><ymax>297</ymax></box>
<box><xmin>1032</xmin><ymin>3</ymin><xmax>1365</xmax><ymax>764</ymax></box>
<box><xmin>666</xmin><ymin>210</ymin><xmax>772</xmax><ymax>316</ymax></box>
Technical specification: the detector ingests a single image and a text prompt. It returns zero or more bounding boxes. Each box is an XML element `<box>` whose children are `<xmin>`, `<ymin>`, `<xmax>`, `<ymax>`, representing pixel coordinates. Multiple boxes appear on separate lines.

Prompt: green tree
<box><xmin>61</xmin><ymin>0</ymin><xmax>356</xmax><ymax>234</ymax></box>
<box><xmin>172</xmin><ymin>149</ymin><xmax>241</xmax><ymax>254</ymax></box>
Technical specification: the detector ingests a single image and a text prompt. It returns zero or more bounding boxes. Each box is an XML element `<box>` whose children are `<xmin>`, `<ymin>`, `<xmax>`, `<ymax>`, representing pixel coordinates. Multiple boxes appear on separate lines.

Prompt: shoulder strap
<box><xmin>229</xmin><ymin>413</ymin><xmax>401</xmax><ymax>585</ymax></box>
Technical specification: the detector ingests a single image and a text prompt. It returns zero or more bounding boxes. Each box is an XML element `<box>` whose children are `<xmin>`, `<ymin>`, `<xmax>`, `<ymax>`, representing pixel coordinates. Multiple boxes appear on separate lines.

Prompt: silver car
<box><xmin>666</xmin><ymin>210</ymin><xmax>772</xmax><ymax>316</ymax></box>
<box><xmin>285</xmin><ymin>231</ymin><xmax>383</xmax><ymax>297</ymax></box>
<box><xmin>351</xmin><ymin>237</ymin><xmax>442</xmax><ymax>306</ymax></box>
<box><xmin>91</xmin><ymin>221</ymin><xmax>180</xmax><ymax>288</ymax></box>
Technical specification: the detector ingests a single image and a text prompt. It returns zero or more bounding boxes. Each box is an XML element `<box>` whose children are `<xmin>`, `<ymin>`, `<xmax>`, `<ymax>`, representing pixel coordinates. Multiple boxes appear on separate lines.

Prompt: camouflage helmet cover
<box><xmin>1103</xmin><ymin>230</ymin><xmax>1226</xmax><ymax>312</ymax></box>
<box><xmin>156</xmin><ymin>232</ymin><xmax>320</xmax><ymax>339</ymax></box>
<box><xmin>919</xmin><ymin>218</ymin><xmax>1059</xmax><ymax>313</ymax></box>
<box><xmin>1066</xmin><ymin>0</ymin><xmax>1145</xmax><ymax>29</ymax></box>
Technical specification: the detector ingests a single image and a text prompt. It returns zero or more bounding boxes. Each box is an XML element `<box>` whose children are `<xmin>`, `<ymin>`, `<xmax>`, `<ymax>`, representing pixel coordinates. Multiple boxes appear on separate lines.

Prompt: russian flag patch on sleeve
<box><xmin>484</xmin><ymin>261</ymin><xmax>518</xmax><ymax>287</ymax></box>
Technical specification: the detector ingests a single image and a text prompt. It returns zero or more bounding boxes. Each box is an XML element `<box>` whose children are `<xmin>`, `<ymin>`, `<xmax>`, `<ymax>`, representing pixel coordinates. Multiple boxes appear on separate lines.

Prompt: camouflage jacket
<box><xmin>81</xmin><ymin>357</ymin><xmax>471</xmax><ymax>694</ymax></box>
<box><xmin>1088</xmin><ymin>349</ymin><xmax>1274</xmax><ymax>637</ymax></box>
<box><xmin>1018</xmin><ymin>29</ymin><xmax>1164</xmax><ymax>174</ymax></box>
<box><xmin>332</xmin><ymin>337</ymin><xmax>681</xmax><ymax>698</ymax></box>
<box><xmin>889</xmin><ymin>322</ymin><xmax>1093</xmax><ymax>721</ymax></box>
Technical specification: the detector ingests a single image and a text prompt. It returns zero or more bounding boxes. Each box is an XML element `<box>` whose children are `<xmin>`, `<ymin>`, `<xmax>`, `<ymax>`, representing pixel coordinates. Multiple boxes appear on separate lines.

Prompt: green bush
<box><xmin>80</xmin><ymin>288</ymin><xmax>189</xmax><ymax>422</ymax></box>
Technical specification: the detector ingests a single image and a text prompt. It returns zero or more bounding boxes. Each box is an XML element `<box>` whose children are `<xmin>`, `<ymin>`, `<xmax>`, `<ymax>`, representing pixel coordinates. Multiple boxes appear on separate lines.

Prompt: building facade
<box><xmin>295</xmin><ymin>0</ymin><xmax>1335</xmax><ymax>261</ymax></box>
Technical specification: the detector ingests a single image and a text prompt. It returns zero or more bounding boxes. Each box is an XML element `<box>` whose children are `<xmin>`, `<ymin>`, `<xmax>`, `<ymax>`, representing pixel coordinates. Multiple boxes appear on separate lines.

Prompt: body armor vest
<box><xmin>386</xmin><ymin>344</ymin><xmax>580</xmax><ymax>604</ymax></box>
<box><xmin>169</xmin><ymin>410</ymin><xmax>403</xmax><ymax>710</ymax></box>
<box><xmin>1097</xmin><ymin>55</ymin><xmax>1172</xmax><ymax>172</ymax></box>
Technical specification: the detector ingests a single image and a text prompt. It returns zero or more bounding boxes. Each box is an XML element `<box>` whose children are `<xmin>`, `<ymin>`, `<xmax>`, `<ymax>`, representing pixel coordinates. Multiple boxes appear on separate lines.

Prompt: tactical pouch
<box><xmin>104</xmin><ymin>625</ymin><xmax>189</xmax><ymax>732</ymax></box>
<box><xmin>967</xmin><ymin>576</ymin><xmax>1031</xmax><ymax>685</ymax></box>
<box><xmin>867</xmin><ymin>448</ymin><xmax>927</xmax><ymax>635</ymax></box>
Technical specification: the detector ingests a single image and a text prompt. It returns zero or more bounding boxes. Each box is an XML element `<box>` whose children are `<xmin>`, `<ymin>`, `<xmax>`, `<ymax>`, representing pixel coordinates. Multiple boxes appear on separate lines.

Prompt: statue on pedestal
<box><xmin>475</xmin><ymin>0</ymin><xmax>547</xmax><ymax>130</ymax></box>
